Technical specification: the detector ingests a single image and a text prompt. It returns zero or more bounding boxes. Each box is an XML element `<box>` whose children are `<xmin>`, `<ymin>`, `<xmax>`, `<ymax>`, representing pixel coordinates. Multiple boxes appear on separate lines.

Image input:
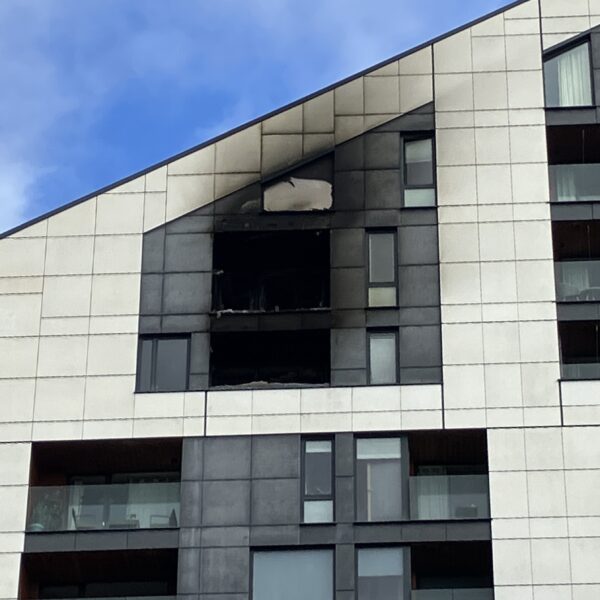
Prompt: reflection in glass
<box><xmin>253</xmin><ymin>550</ymin><xmax>333</xmax><ymax>600</ymax></box>
<box><xmin>550</xmin><ymin>164</ymin><xmax>600</xmax><ymax>203</ymax></box>
<box><xmin>356</xmin><ymin>438</ymin><xmax>403</xmax><ymax>521</ymax></box>
<box><xmin>555</xmin><ymin>261</ymin><xmax>600</xmax><ymax>301</ymax></box>
<box><xmin>357</xmin><ymin>547</ymin><xmax>405</xmax><ymax>600</ymax></box>
<box><xmin>369</xmin><ymin>332</ymin><xmax>397</xmax><ymax>384</ymax></box>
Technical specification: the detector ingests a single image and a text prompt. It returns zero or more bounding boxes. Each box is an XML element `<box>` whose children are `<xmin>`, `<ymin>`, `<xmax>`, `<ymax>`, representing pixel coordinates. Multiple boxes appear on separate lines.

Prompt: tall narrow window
<box><xmin>368</xmin><ymin>231</ymin><xmax>397</xmax><ymax>307</ymax></box>
<box><xmin>368</xmin><ymin>330</ymin><xmax>398</xmax><ymax>385</ymax></box>
<box><xmin>404</xmin><ymin>137</ymin><xmax>436</xmax><ymax>207</ymax></box>
<box><xmin>544</xmin><ymin>42</ymin><xmax>593</xmax><ymax>108</ymax></box>
<box><xmin>253</xmin><ymin>550</ymin><xmax>333</xmax><ymax>600</ymax></box>
<box><xmin>302</xmin><ymin>439</ymin><xmax>333</xmax><ymax>523</ymax></box>
<box><xmin>357</xmin><ymin>548</ymin><xmax>407</xmax><ymax>600</ymax></box>
<box><xmin>137</xmin><ymin>336</ymin><xmax>190</xmax><ymax>392</ymax></box>
<box><xmin>356</xmin><ymin>437</ymin><xmax>404</xmax><ymax>521</ymax></box>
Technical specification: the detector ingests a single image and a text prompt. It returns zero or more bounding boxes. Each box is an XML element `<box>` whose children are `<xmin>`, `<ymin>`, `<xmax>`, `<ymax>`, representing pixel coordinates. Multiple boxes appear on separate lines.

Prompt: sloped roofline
<box><xmin>1</xmin><ymin>0</ymin><xmax>528</xmax><ymax>239</ymax></box>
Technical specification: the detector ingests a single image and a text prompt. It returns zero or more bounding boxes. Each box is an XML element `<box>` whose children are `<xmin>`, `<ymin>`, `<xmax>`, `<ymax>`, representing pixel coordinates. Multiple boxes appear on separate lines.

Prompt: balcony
<box><xmin>409</xmin><ymin>475</ymin><xmax>490</xmax><ymax>520</ymax></box>
<box><xmin>555</xmin><ymin>261</ymin><xmax>600</xmax><ymax>301</ymax></box>
<box><xmin>26</xmin><ymin>481</ymin><xmax>180</xmax><ymax>532</ymax></box>
<box><xmin>550</xmin><ymin>164</ymin><xmax>600</xmax><ymax>203</ymax></box>
<box><xmin>412</xmin><ymin>590</ymin><xmax>494</xmax><ymax>600</ymax></box>
<box><xmin>409</xmin><ymin>475</ymin><xmax>490</xmax><ymax>521</ymax></box>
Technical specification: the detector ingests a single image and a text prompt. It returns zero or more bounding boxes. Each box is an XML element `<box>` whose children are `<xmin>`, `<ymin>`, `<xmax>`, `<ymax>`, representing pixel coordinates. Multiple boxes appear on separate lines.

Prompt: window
<box><xmin>137</xmin><ymin>336</ymin><xmax>190</xmax><ymax>392</ymax></box>
<box><xmin>559</xmin><ymin>320</ymin><xmax>600</xmax><ymax>379</ymax></box>
<box><xmin>368</xmin><ymin>330</ymin><xmax>398</xmax><ymax>384</ymax></box>
<box><xmin>544</xmin><ymin>42</ymin><xmax>593</xmax><ymax>108</ymax></box>
<box><xmin>403</xmin><ymin>137</ymin><xmax>436</xmax><ymax>207</ymax></box>
<box><xmin>357</xmin><ymin>548</ymin><xmax>407</xmax><ymax>600</ymax></box>
<box><xmin>302</xmin><ymin>439</ymin><xmax>333</xmax><ymax>523</ymax></box>
<box><xmin>252</xmin><ymin>549</ymin><xmax>333</xmax><ymax>600</ymax></box>
<box><xmin>356</xmin><ymin>438</ymin><xmax>404</xmax><ymax>521</ymax></box>
<box><xmin>367</xmin><ymin>231</ymin><xmax>397</xmax><ymax>307</ymax></box>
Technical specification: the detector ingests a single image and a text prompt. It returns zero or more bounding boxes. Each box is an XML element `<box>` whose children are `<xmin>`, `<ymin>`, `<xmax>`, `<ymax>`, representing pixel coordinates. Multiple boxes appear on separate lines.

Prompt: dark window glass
<box><xmin>137</xmin><ymin>336</ymin><xmax>189</xmax><ymax>392</ymax></box>
<box><xmin>253</xmin><ymin>550</ymin><xmax>333</xmax><ymax>600</ymax></box>
<box><xmin>369</xmin><ymin>331</ymin><xmax>398</xmax><ymax>384</ymax></box>
<box><xmin>356</xmin><ymin>438</ymin><xmax>403</xmax><ymax>521</ymax></box>
<box><xmin>357</xmin><ymin>548</ymin><xmax>406</xmax><ymax>600</ymax></box>
<box><xmin>155</xmin><ymin>338</ymin><xmax>189</xmax><ymax>392</ymax></box>
<box><xmin>544</xmin><ymin>42</ymin><xmax>593</xmax><ymax>108</ymax></box>
<box><xmin>303</xmin><ymin>439</ymin><xmax>333</xmax><ymax>523</ymax></box>
<box><xmin>369</xmin><ymin>233</ymin><xmax>396</xmax><ymax>283</ymax></box>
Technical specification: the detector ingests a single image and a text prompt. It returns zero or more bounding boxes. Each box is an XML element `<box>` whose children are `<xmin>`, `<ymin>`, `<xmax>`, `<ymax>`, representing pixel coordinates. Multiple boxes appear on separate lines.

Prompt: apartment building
<box><xmin>1</xmin><ymin>0</ymin><xmax>600</xmax><ymax>598</ymax></box>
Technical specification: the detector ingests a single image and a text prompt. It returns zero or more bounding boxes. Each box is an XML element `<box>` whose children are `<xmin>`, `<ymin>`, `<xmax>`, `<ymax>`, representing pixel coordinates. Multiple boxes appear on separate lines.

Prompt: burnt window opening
<box><xmin>263</xmin><ymin>154</ymin><xmax>333</xmax><ymax>212</ymax></box>
<box><xmin>559</xmin><ymin>320</ymin><xmax>600</xmax><ymax>380</ymax></box>
<box><xmin>210</xmin><ymin>330</ymin><xmax>330</xmax><ymax>387</ymax></box>
<box><xmin>547</xmin><ymin>125</ymin><xmax>600</xmax><ymax>203</ymax></box>
<box><xmin>553</xmin><ymin>222</ymin><xmax>600</xmax><ymax>302</ymax></box>
<box><xmin>212</xmin><ymin>230</ymin><xmax>330</xmax><ymax>312</ymax></box>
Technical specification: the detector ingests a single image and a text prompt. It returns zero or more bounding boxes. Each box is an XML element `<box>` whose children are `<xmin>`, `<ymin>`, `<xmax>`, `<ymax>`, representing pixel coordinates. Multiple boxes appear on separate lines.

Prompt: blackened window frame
<box><xmin>355</xmin><ymin>545</ymin><xmax>412</xmax><ymax>600</ymax></box>
<box><xmin>543</xmin><ymin>37</ymin><xmax>595</xmax><ymax>110</ymax></box>
<box><xmin>301</xmin><ymin>437</ymin><xmax>335</xmax><ymax>524</ymax></box>
<box><xmin>367</xmin><ymin>328</ymin><xmax>400</xmax><ymax>385</ymax></box>
<box><xmin>366</xmin><ymin>229</ymin><xmax>399</xmax><ymax>309</ymax></box>
<box><xmin>136</xmin><ymin>335</ymin><xmax>191</xmax><ymax>393</ymax></box>
<box><xmin>354</xmin><ymin>435</ymin><xmax>410</xmax><ymax>523</ymax></box>
<box><xmin>401</xmin><ymin>132</ymin><xmax>437</xmax><ymax>208</ymax></box>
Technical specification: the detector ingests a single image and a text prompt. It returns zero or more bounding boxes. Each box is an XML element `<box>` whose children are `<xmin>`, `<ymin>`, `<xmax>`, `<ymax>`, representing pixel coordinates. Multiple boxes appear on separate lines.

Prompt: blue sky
<box><xmin>0</xmin><ymin>0</ymin><xmax>514</xmax><ymax>232</ymax></box>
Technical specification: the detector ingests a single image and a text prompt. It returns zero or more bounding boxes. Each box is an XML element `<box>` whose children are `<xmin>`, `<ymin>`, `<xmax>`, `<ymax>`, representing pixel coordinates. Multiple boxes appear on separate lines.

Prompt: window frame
<box><xmin>367</xmin><ymin>328</ymin><xmax>400</xmax><ymax>385</ymax></box>
<box><xmin>355</xmin><ymin>545</ymin><xmax>411</xmax><ymax>600</ymax></box>
<box><xmin>354</xmin><ymin>435</ymin><xmax>410</xmax><ymax>523</ymax></box>
<box><xmin>366</xmin><ymin>229</ymin><xmax>398</xmax><ymax>309</ymax></box>
<box><xmin>136</xmin><ymin>335</ymin><xmax>191</xmax><ymax>393</ymax></box>
<box><xmin>301</xmin><ymin>437</ymin><xmax>335</xmax><ymax>524</ymax></box>
<box><xmin>401</xmin><ymin>133</ymin><xmax>437</xmax><ymax>208</ymax></box>
<box><xmin>543</xmin><ymin>37</ymin><xmax>595</xmax><ymax>109</ymax></box>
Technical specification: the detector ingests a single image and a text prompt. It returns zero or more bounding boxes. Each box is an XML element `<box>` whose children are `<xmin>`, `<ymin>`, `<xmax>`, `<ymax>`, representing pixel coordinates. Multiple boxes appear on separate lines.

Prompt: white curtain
<box><xmin>558</xmin><ymin>44</ymin><xmax>592</xmax><ymax>106</ymax></box>
<box><xmin>556</xmin><ymin>166</ymin><xmax>577</xmax><ymax>202</ymax></box>
<box><xmin>560</xmin><ymin>262</ymin><xmax>590</xmax><ymax>299</ymax></box>
<box><xmin>416</xmin><ymin>475</ymin><xmax>449</xmax><ymax>519</ymax></box>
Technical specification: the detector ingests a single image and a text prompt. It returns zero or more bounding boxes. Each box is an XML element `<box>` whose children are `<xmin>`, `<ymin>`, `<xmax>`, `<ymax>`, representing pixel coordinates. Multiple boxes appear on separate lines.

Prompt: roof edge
<box><xmin>1</xmin><ymin>0</ymin><xmax>528</xmax><ymax>239</ymax></box>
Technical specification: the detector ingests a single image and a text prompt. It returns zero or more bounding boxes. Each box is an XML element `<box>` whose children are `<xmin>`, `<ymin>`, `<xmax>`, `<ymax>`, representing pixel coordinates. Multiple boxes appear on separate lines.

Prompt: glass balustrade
<box><xmin>561</xmin><ymin>362</ymin><xmax>600</xmax><ymax>380</ymax></box>
<box><xmin>550</xmin><ymin>164</ymin><xmax>600</xmax><ymax>203</ymax></box>
<box><xmin>409</xmin><ymin>475</ymin><xmax>490</xmax><ymax>521</ymax></box>
<box><xmin>412</xmin><ymin>589</ymin><xmax>494</xmax><ymax>600</ymax></box>
<box><xmin>555</xmin><ymin>261</ymin><xmax>600</xmax><ymax>302</ymax></box>
<box><xmin>26</xmin><ymin>482</ymin><xmax>180</xmax><ymax>532</ymax></box>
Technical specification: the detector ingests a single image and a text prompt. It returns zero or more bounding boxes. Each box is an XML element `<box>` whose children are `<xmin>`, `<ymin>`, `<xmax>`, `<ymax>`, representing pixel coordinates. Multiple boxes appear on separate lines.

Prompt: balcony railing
<box><xmin>409</xmin><ymin>474</ymin><xmax>490</xmax><ymax>520</ymax></box>
<box><xmin>561</xmin><ymin>362</ymin><xmax>600</xmax><ymax>380</ymax></box>
<box><xmin>555</xmin><ymin>261</ymin><xmax>600</xmax><ymax>302</ymax></box>
<box><xmin>26</xmin><ymin>482</ymin><xmax>180</xmax><ymax>532</ymax></box>
<box><xmin>35</xmin><ymin>597</ymin><xmax>176</xmax><ymax>600</ymax></box>
<box><xmin>412</xmin><ymin>590</ymin><xmax>494</xmax><ymax>600</ymax></box>
<box><xmin>550</xmin><ymin>164</ymin><xmax>600</xmax><ymax>203</ymax></box>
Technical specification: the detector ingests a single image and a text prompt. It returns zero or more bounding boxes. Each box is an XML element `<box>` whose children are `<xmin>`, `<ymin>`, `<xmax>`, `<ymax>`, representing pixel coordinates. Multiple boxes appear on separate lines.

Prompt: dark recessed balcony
<box><xmin>26</xmin><ymin>481</ymin><xmax>180</xmax><ymax>533</ymax></box>
<box><xmin>411</xmin><ymin>590</ymin><xmax>494</xmax><ymax>599</ymax></box>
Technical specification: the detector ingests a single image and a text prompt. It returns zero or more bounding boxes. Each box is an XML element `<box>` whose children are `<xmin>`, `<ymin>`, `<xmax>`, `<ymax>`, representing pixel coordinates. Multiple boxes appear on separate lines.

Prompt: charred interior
<box><xmin>212</xmin><ymin>230</ymin><xmax>330</xmax><ymax>312</ymax></box>
<box><xmin>411</xmin><ymin>542</ymin><xmax>493</xmax><ymax>590</ymax></box>
<box><xmin>210</xmin><ymin>329</ymin><xmax>330</xmax><ymax>387</ymax></box>
<box><xmin>20</xmin><ymin>549</ymin><xmax>177</xmax><ymax>599</ymax></box>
